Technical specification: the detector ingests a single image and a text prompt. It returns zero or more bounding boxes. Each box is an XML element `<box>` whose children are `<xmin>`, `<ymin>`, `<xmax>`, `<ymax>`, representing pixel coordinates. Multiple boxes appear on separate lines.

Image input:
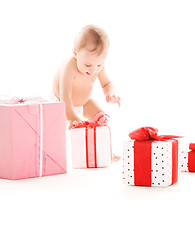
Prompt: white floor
<box><xmin>1</xmin><ymin>0</ymin><xmax>195</xmax><ymax>239</ymax></box>
<box><xmin>1</xmin><ymin>154</ymin><xmax>195</xmax><ymax>240</ymax></box>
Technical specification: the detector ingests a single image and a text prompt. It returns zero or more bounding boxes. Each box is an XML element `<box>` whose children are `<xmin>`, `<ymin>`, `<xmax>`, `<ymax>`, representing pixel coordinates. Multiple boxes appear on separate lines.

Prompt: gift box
<box><xmin>70</xmin><ymin>113</ymin><xmax>112</xmax><ymax>168</ymax></box>
<box><xmin>123</xmin><ymin>127</ymin><xmax>181</xmax><ymax>187</ymax></box>
<box><xmin>0</xmin><ymin>96</ymin><xmax>67</xmax><ymax>180</ymax></box>
<box><xmin>181</xmin><ymin>143</ymin><xmax>195</xmax><ymax>172</ymax></box>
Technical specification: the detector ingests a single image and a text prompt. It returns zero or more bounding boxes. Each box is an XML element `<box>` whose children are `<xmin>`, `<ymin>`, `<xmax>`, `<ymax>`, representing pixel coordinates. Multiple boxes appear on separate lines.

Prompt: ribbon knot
<box><xmin>189</xmin><ymin>143</ymin><xmax>195</xmax><ymax>151</ymax></box>
<box><xmin>0</xmin><ymin>96</ymin><xmax>46</xmax><ymax>105</ymax></box>
<box><xmin>129</xmin><ymin>127</ymin><xmax>181</xmax><ymax>141</ymax></box>
<box><xmin>71</xmin><ymin>112</ymin><xmax>109</xmax><ymax>129</ymax></box>
<box><xmin>18</xmin><ymin>98</ymin><xmax>25</xmax><ymax>103</ymax></box>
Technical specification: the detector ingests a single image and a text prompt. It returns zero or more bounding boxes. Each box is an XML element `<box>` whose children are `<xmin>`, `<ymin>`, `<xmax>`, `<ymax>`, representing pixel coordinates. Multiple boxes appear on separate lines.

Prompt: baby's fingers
<box><xmin>69</xmin><ymin>120</ymin><xmax>83</xmax><ymax>129</ymax></box>
<box><xmin>116</xmin><ymin>96</ymin><xmax>121</xmax><ymax>107</ymax></box>
<box><xmin>69</xmin><ymin>120</ymin><xmax>78</xmax><ymax>129</ymax></box>
<box><xmin>106</xmin><ymin>95</ymin><xmax>112</xmax><ymax>102</ymax></box>
<box><xmin>110</xmin><ymin>95</ymin><xmax>121</xmax><ymax>107</ymax></box>
<box><xmin>110</xmin><ymin>95</ymin><xmax>117</xmax><ymax>102</ymax></box>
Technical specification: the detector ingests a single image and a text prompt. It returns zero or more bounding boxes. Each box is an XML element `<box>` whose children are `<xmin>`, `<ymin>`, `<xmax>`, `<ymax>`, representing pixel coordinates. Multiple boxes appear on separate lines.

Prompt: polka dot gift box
<box><xmin>123</xmin><ymin>127</ymin><xmax>181</xmax><ymax>187</ymax></box>
<box><xmin>180</xmin><ymin>143</ymin><xmax>195</xmax><ymax>172</ymax></box>
<box><xmin>70</xmin><ymin>112</ymin><xmax>112</xmax><ymax>168</ymax></box>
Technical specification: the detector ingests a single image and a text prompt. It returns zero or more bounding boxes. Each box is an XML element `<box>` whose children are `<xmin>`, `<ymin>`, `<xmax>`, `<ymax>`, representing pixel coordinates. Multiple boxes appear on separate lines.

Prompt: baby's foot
<box><xmin>112</xmin><ymin>154</ymin><xmax>121</xmax><ymax>162</ymax></box>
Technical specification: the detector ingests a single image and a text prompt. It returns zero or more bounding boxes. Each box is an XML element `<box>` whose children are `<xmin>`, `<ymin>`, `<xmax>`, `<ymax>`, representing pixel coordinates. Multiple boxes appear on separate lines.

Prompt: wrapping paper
<box><xmin>123</xmin><ymin>140</ymin><xmax>181</xmax><ymax>187</ymax></box>
<box><xmin>0</xmin><ymin>97</ymin><xmax>67</xmax><ymax>180</ymax></box>
<box><xmin>70</xmin><ymin>126</ymin><xmax>112</xmax><ymax>168</ymax></box>
<box><xmin>180</xmin><ymin>151</ymin><xmax>189</xmax><ymax>172</ymax></box>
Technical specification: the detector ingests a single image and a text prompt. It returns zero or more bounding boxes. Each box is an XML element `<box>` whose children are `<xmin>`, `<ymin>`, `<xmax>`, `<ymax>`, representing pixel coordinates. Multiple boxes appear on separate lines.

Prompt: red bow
<box><xmin>129</xmin><ymin>127</ymin><xmax>181</xmax><ymax>141</ymax></box>
<box><xmin>189</xmin><ymin>143</ymin><xmax>195</xmax><ymax>151</ymax></box>
<box><xmin>71</xmin><ymin>112</ymin><xmax>109</xmax><ymax>129</ymax></box>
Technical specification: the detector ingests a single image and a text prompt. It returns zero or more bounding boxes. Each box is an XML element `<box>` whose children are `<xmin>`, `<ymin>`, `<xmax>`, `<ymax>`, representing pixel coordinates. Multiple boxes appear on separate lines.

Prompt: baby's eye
<box><xmin>85</xmin><ymin>64</ymin><xmax>91</xmax><ymax>67</ymax></box>
<box><xmin>97</xmin><ymin>64</ymin><xmax>102</xmax><ymax>67</ymax></box>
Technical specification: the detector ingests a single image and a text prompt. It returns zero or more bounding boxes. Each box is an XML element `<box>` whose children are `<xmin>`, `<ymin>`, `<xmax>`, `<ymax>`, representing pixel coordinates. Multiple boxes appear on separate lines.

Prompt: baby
<box><xmin>52</xmin><ymin>25</ymin><xmax>121</xmax><ymax>160</ymax></box>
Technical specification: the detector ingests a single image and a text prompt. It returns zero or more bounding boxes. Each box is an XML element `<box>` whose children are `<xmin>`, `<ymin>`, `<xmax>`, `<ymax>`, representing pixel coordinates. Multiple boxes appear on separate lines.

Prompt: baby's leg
<box><xmin>83</xmin><ymin>99</ymin><xmax>103</xmax><ymax>120</ymax></box>
<box><xmin>83</xmin><ymin>98</ymin><xmax>120</xmax><ymax>162</ymax></box>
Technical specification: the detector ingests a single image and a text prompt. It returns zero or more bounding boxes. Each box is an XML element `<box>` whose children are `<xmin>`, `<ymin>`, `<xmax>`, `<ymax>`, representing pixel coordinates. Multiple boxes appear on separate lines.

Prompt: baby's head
<box><xmin>73</xmin><ymin>25</ymin><xmax>110</xmax><ymax>76</ymax></box>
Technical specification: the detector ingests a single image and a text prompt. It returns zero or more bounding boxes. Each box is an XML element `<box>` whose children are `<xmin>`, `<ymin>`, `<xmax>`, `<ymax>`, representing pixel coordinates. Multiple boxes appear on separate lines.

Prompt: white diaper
<box><xmin>49</xmin><ymin>92</ymin><xmax>83</xmax><ymax>119</ymax></box>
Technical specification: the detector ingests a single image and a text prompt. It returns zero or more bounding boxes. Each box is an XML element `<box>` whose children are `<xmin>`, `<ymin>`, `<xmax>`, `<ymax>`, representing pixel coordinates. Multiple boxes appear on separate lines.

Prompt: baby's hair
<box><xmin>74</xmin><ymin>25</ymin><xmax>110</xmax><ymax>55</ymax></box>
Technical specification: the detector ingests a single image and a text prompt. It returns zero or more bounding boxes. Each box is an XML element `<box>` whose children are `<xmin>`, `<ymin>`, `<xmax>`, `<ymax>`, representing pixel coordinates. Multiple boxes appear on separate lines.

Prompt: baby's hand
<box><xmin>69</xmin><ymin>117</ymin><xmax>85</xmax><ymax>129</ymax></box>
<box><xmin>106</xmin><ymin>94</ymin><xmax>121</xmax><ymax>107</ymax></box>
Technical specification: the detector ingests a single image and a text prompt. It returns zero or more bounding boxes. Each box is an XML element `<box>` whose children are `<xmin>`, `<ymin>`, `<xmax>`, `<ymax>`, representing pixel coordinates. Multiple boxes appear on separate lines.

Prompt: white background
<box><xmin>0</xmin><ymin>0</ymin><xmax>195</xmax><ymax>239</ymax></box>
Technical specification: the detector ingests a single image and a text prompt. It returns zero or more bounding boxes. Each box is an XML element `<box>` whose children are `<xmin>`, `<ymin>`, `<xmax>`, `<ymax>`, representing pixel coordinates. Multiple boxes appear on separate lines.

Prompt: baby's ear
<box><xmin>73</xmin><ymin>49</ymin><xmax>77</xmax><ymax>59</ymax></box>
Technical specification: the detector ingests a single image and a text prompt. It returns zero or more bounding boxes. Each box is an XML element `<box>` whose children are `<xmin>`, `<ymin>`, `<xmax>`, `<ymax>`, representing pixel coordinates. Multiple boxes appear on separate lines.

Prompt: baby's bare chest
<box><xmin>72</xmin><ymin>74</ymin><xmax>98</xmax><ymax>91</ymax></box>
<box><xmin>71</xmin><ymin>73</ymin><xmax>99</xmax><ymax>106</ymax></box>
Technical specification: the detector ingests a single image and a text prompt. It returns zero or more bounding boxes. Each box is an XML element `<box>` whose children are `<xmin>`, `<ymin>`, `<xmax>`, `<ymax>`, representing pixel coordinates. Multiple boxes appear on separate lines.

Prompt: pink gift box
<box><xmin>0</xmin><ymin>97</ymin><xmax>67</xmax><ymax>180</ymax></box>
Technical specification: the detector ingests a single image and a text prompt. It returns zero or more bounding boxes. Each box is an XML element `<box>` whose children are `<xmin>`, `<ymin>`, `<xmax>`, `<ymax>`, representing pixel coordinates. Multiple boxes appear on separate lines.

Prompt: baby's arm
<box><xmin>98</xmin><ymin>67</ymin><xmax>121</xmax><ymax>106</ymax></box>
<box><xmin>59</xmin><ymin>60</ymin><xmax>82</xmax><ymax>123</ymax></box>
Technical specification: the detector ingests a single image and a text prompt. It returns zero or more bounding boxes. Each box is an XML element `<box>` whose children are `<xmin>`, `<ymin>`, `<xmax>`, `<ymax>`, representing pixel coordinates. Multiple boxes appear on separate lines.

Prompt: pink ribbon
<box><xmin>0</xmin><ymin>96</ymin><xmax>46</xmax><ymax>105</ymax></box>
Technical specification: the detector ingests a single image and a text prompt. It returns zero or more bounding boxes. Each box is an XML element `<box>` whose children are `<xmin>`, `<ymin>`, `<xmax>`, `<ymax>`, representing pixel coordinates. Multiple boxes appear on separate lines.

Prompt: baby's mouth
<box><xmin>86</xmin><ymin>72</ymin><xmax>91</xmax><ymax>75</ymax></box>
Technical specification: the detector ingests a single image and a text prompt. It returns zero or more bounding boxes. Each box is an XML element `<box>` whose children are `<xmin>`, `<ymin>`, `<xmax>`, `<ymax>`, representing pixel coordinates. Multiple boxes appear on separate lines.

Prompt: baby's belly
<box><xmin>71</xmin><ymin>87</ymin><xmax>92</xmax><ymax>107</ymax></box>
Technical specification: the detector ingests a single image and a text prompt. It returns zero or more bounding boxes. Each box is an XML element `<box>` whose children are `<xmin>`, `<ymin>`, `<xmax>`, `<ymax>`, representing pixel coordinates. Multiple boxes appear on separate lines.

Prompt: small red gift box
<box><xmin>181</xmin><ymin>143</ymin><xmax>195</xmax><ymax>172</ymax></box>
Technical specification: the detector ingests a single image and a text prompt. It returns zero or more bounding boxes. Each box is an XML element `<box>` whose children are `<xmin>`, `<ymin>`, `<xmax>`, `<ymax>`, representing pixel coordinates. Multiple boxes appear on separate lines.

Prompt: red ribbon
<box><xmin>71</xmin><ymin>112</ymin><xmax>109</xmax><ymax>168</ymax></box>
<box><xmin>70</xmin><ymin>111</ymin><xmax>109</xmax><ymax>129</ymax></box>
<box><xmin>129</xmin><ymin>127</ymin><xmax>180</xmax><ymax>186</ymax></box>
<box><xmin>188</xmin><ymin>143</ymin><xmax>195</xmax><ymax>172</ymax></box>
<box><xmin>134</xmin><ymin>140</ymin><xmax>152</xmax><ymax>186</ymax></box>
<box><xmin>189</xmin><ymin>143</ymin><xmax>195</xmax><ymax>151</ymax></box>
<box><xmin>85</xmin><ymin>127</ymin><xmax>97</xmax><ymax>168</ymax></box>
<box><xmin>129</xmin><ymin>126</ymin><xmax>181</xmax><ymax>141</ymax></box>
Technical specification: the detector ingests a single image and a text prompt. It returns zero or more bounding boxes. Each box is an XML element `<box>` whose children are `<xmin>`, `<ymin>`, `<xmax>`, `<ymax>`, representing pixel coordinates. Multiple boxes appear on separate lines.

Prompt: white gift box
<box><xmin>180</xmin><ymin>149</ymin><xmax>195</xmax><ymax>172</ymax></box>
<box><xmin>180</xmin><ymin>151</ymin><xmax>189</xmax><ymax>172</ymax></box>
<box><xmin>70</xmin><ymin>126</ymin><xmax>112</xmax><ymax>168</ymax></box>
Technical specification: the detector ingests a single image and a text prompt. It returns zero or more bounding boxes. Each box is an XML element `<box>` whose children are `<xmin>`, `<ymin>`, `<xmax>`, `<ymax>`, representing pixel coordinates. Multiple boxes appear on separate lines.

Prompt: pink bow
<box><xmin>0</xmin><ymin>96</ymin><xmax>46</xmax><ymax>104</ymax></box>
<box><xmin>129</xmin><ymin>127</ymin><xmax>181</xmax><ymax>141</ymax></box>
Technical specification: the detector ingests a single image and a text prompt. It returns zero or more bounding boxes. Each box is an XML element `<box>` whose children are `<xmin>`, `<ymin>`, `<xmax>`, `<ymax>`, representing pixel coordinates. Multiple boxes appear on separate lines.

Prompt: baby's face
<box><xmin>75</xmin><ymin>48</ymin><xmax>108</xmax><ymax>76</ymax></box>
